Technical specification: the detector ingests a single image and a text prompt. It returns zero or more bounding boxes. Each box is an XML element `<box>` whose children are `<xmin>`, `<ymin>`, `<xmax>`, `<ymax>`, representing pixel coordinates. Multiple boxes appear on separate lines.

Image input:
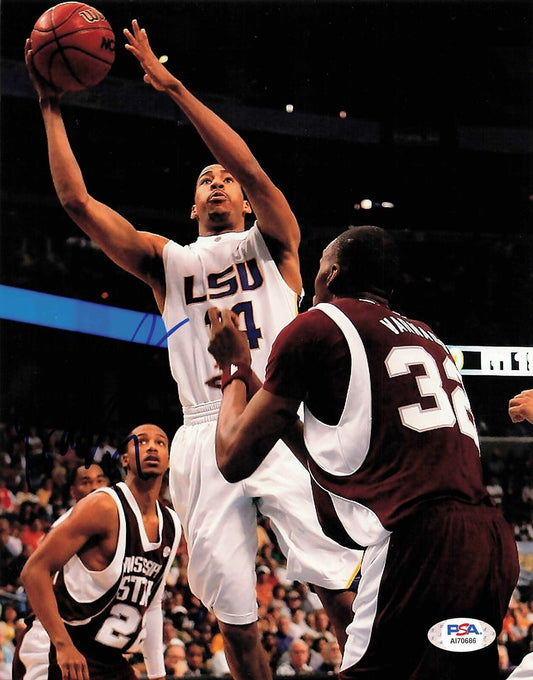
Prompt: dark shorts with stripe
<box><xmin>340</xmin><ymin>501</ymin><xmax>519</xmax><ymax>680</ymax></box>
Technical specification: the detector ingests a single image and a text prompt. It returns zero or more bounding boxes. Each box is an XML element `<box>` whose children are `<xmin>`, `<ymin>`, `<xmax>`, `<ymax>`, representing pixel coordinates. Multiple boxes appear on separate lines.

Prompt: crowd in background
<box><xmin>0</xmin><ymin>415</ymin><xmax>531</xmax><ymax>678</ymax></box>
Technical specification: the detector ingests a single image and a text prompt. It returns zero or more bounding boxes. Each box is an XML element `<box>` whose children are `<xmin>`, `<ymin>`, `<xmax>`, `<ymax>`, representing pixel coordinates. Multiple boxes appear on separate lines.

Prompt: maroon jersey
<box><xmin>264</xmin><ymin>298</ymin><xmax>490</xmax><ymax>547</ymax></box>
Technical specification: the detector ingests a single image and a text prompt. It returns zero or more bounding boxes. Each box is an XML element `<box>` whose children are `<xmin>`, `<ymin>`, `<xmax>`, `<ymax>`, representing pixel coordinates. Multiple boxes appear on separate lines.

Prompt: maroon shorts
<box><xmin>340</xmin><ymin>501</ymin><xmax>519</xmax><ymax>680</ymax></box>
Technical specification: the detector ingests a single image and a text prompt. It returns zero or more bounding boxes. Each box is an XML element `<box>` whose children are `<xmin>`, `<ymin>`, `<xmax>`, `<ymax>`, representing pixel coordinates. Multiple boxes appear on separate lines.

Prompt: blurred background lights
<box><xmin>339</xmin><ymin>110</ymin><xmax>347</xmax><ymax>119</ymax></box>
<box><xmin>354</xmin><ymin>199</ymin><xmax>395</xmax><ymax>210</ymax></box>
<box><xmin>285</xmin><ymin>104</ymin><xmax>294</xmax><ymax>113</ymax></box>
<box><xmin>158</xmin><ymin>55</ymin><xmax>168</xmax><ymax>64</ymax></box>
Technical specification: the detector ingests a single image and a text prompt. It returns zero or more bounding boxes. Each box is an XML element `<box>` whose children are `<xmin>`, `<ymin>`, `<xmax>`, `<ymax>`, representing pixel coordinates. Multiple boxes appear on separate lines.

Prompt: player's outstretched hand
<box><xmin>124</xmin><ymin>19</ymin><xmax>174</xmax><ymax>92</ymax></box>
<box><xmin>207</xmin><ymin>307</ymin><xmax>252</xmax><ymax>369</ymax></box>
<box><xmin>509</xmin><ymin>389</ymin><xmax>533</xmax><ymax>424</ymax></box>
<box><xmin>55</xmin><ymin>641</ymin><xmax>90</xmax><ymax>680</ymax></box>
<box><xmin>24</xmin><ymin>39</ymin><xmax>63</xmax><ymax>100</ymax></box>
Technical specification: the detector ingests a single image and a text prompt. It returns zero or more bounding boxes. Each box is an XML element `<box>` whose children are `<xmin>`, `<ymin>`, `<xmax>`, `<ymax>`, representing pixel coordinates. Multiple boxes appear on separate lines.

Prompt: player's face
<box><xmin>313</xmin><ymin>239</ymin><xmax>339</xmax><ymax>306</ymax></box>
<box><xmin>124</xmin><ymin>424</ymin><xmax>169</xmax><ymax>480</ymax></box>
<box><xmin>71</xmin><ymin>464</ymin><xmax>107</xmax><ymax>501</ymax></box>
<box><xmin>191</xmin><ymin>164</ymin><xmax>251</xmax><ymax>235</ymax></box>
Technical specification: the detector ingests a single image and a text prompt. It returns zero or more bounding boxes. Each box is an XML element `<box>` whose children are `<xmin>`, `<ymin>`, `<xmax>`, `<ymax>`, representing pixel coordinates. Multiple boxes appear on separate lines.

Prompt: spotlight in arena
<box><xmin>360</xmin><ymin>199</ymin><xmax>373</xmax><ymax>210</ymax></box>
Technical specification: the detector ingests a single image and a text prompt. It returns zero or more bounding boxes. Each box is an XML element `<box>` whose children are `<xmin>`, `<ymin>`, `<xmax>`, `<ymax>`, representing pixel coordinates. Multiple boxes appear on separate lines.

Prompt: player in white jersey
<box><xmin>26</xmin><ymin>19</ymin><xmax>360</xmax><ymax>680</ymax></box>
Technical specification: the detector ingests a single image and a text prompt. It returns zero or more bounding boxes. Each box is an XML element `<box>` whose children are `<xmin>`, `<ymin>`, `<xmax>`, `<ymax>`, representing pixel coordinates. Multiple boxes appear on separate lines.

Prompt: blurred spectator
<box><xmin>276</xmin><ymin>638</ymin><xmax>313</xmax><ymax>676</ymax></box>
<box><xmin>486</xmin><ymin>476</ymin><xmax>504</xmax><ymax>507</ymax></box>
<box><xmin>164</xmin><ymin>641</ymin><xmax>187</xmax><ymax>677</ymax></box>
<box><xmin>1</xmin><ymin>540</ymin><xmax>34</xmax><ymax>596</ymax></box>
<box><xmin>196</xmin><ymin>623</ymin><xmax>214</xmax><ymax>667</ymax></box>
<box><xmin>0</xmin><ymin>646</ymin><xmax>10</xmax><ymax>680</ymax></box>
<box><xmin>256</xmin><ymin>563</ymin><xmax>277</xmax><ymax>608</ymax></box>
<box><xmin>503</xmin><ymin>604</ymin><xmax>531</xmax><ymax>667</ymax></box>
<box><xmin>269</xmin><ymin>583</ymin><xmax>290</xmax><ymax>617</ymax></box>
<box><xmin>498</xmin><ymin>633</ymin><xmax>511</xmax><ymax>673</ymax></box>
<box><xmin>286</xmin><ymin>590</ymin><xmax>303</xmax><ymax>615</ymax></box>
<box><xmin>308</xmin><ymin>636</ymin><xmax>329</xmax><ymax>670</ymax></box>
<box><xmin>0</xmin><ymin>623</ymin><xmax>13</xmax><ymax>674</ymax></box>
<box><xmin>313</xmin><ymin>608</ymin><xmax>336</xmax><ymax>644</ymax></box>
<box><xmin>163</xmin><ymin>617</ymin><xmax>180</xmax><ymax>647</ymax></box>
<box><xmin>200</xmin><ymin>614</ymin><xmax>224</xmax><ymax>655</ymax></box>
<box><xmin>259</xmin><ymin>604</ymin><xmax>282</xmax><ymax>637</ymax></box>
<box><xmin>292</xmin><ymin>582</ymin><xmax>321</xmax><ymax>614</ymax></box>
<box><xmin>522</xmin><ymin>478</ymin><xmax>533</xmax><ymax>511</ymax></box>
<box><xmin>128</xmin><ymin>652</ymin><xmax>147</xmax><ymax>678</ymax></box>
<box><xmin>0</xmin><ymin>481</ymin><xmax>16</xmax><ymax>515</ymax></box>
<box><xmin>0</xmin><ymin>604</ymin><xmax>18</xmax><ymax>644</ymax></box>
<box><xmin>184</xmin><ymin>640</ymin><xmax>209</xmax><ymax>676</ymax></box>
<box><xmin>316</xmin><ymin>639</ymin><xmax>342</xmax><ymax>674</ymax></box>
<box><xmin>515</xmin><ymin>521</ymin><xmax>533</xmax><ymax>542</ymax></box>
<box><xmin>19</xmin><ymin>518</ymin><xmax>44</xmax><ymax>551</ymax></box>
<box><xmin>0</xmin><ymin>517</ymin><xmax>22</xmax><ymax>560</ymax></box>
<box><xmin>287</xmin><ymin>609</ymin><xmax>316</xmax><ymax>640</ymax></box>
<box><xmin>90</xmin><ymin>434</ymin><xmax>117</xmax><ymax>464</ymax></box>
<box><xmin>209</xmin><ymin>649</ymin><xmax>231</xmax><ymax>677</ymax></box>
<box><xmin>25</xmin><ymin>427</ymin><xmax>42</xmax><ymax>457</ymax></box>
<box><xmin>275</xmin><ymin>615</ymin><xmax>294</xmax><ymax>655</ymax></box>
<box><xmin>261</xmin><ymin>631</ymin><xmax>281</xmax><ymax>673</ymax></box>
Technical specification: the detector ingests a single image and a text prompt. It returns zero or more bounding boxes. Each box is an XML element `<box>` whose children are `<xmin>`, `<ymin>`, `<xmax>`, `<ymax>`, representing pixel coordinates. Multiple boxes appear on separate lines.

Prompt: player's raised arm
<box><xmin>25</xmin><ymin>39</ymin><xmax>168</xmax><ymax>311</ymax></box>
<box><xmin>207</xmin><ymin>308</ymin><xmax>301</xmax><ymax>481</ymax></box>
<box><xmin>124</xmin><ymin>20</ymin><xmax>301</xmax><ymax>293</ymax></box>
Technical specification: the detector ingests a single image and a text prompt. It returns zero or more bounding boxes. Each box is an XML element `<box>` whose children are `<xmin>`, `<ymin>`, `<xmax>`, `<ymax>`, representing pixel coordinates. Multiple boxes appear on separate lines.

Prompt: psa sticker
<box><xmin>428</xmin><ymin>618</ymin><xmax>496</xmax><ymax>652</ymax></box>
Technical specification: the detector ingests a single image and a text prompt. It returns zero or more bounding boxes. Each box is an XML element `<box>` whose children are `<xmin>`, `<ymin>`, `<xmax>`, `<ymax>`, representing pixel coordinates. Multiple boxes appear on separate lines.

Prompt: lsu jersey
<box><xmin>162</xmin><ymin>224</ymin><xmax>300</xmax><ymax>407</ymax></box>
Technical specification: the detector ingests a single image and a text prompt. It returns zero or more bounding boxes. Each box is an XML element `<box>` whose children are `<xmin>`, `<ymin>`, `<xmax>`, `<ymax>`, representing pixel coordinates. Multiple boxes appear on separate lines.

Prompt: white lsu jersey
<box><xmin>162</xmin><ymin>224</ymin><xmax>300</xmax><ymax>407</ymax></box>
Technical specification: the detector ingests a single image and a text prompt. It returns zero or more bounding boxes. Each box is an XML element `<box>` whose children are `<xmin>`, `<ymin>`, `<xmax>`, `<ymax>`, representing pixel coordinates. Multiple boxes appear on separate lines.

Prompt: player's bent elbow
<box><xmin>61</xmin><ymin>191</ymin><xmax>91</xmax><ymax>217</ymax></box>
<box><xmin>220</xmin><ymin>466</ymin><xmax>244</xmax><ymax>484</ymax></box>
<box><xmin>19</xmin><ymin>560</ymin><xmax>35</xmax><ymax>590</ymax></box>
<box><xmin>216</xmin><ymin>459</ymin><xmax>241</xmax><ymax>483</ymax></box>
<box><xmin>215</xmin><ymin>448</ymin><xmax>245</xmax><ymax>483</ymax></box>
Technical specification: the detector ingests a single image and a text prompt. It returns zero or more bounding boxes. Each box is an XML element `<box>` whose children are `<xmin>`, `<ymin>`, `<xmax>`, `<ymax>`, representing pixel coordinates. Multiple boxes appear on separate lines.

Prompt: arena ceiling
<box><xmin>2</xmin><ymin>1</ymin><xmax>532</xmax><ymax>236</ymax></box>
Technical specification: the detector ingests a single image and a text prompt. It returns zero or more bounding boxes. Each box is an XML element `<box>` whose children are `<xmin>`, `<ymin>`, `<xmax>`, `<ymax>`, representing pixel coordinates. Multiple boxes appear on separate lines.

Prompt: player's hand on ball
<box><xmin>207</xmin><ymin>307</ymin><xmax>252</xmax><ymax>369</ymax></box>
<box><xmin>124</xmin><ymin>19</ymin><xmax>173</xmax><ymax>92</ymax></box>
<box><xmin>25</xmin><ymin>39</ymin><xmax>64</xmax><ymax>99</ymax></box>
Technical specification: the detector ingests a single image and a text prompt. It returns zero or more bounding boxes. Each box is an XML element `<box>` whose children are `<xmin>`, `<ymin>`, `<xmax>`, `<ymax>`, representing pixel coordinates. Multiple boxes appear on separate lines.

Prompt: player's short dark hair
<box><xmin>331</xmin><ymin>225</ymin><xmax>399</xmax><ymax>299</ymax></box>
<box><xmin>67</xmin><ymin>462</ymin><xmax>103</xmax><ymax>487</ymax></box>
<box><xmin>116</xmin><ymin>434</ymin><xmax>132</xmax><ymax>458</ymax></box>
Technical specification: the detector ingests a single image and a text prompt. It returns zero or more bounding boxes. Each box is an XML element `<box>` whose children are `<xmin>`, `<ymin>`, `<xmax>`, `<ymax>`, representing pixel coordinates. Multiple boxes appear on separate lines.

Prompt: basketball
<box><xmin>30</xmin><ymin>2</ymin><xmax>115</xmax><ymax>92</ymax></box>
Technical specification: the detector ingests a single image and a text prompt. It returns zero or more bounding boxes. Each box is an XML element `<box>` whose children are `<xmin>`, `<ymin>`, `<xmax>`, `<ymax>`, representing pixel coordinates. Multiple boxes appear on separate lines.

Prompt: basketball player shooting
<box><xmin>25</xmin><ymin>20</ymin><xmax>360</xmax><ymax>680</ymax></box>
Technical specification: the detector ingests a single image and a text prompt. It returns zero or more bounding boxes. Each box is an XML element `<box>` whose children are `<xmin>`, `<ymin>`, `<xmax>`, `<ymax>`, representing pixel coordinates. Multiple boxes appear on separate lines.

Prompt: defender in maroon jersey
<box><xmin>207</xmin><ymin>226</ymin><xmax>519</xmax><ymax>680</ymax></box>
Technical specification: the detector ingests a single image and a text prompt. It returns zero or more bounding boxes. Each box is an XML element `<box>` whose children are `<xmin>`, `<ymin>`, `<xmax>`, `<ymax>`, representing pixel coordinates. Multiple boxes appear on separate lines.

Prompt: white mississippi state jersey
<box><xmin>162</xmin><ymin>224</ymin><xmax>300</xmax><ymax>407</ymax></box>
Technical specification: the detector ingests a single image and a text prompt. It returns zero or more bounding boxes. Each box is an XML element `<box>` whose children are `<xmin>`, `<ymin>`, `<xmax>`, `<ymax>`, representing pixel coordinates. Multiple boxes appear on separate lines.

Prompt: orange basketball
<box><xmin>30</xmin><ymin>2</ymin><xmax>115</xmax><ymax>92</ymax></box>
